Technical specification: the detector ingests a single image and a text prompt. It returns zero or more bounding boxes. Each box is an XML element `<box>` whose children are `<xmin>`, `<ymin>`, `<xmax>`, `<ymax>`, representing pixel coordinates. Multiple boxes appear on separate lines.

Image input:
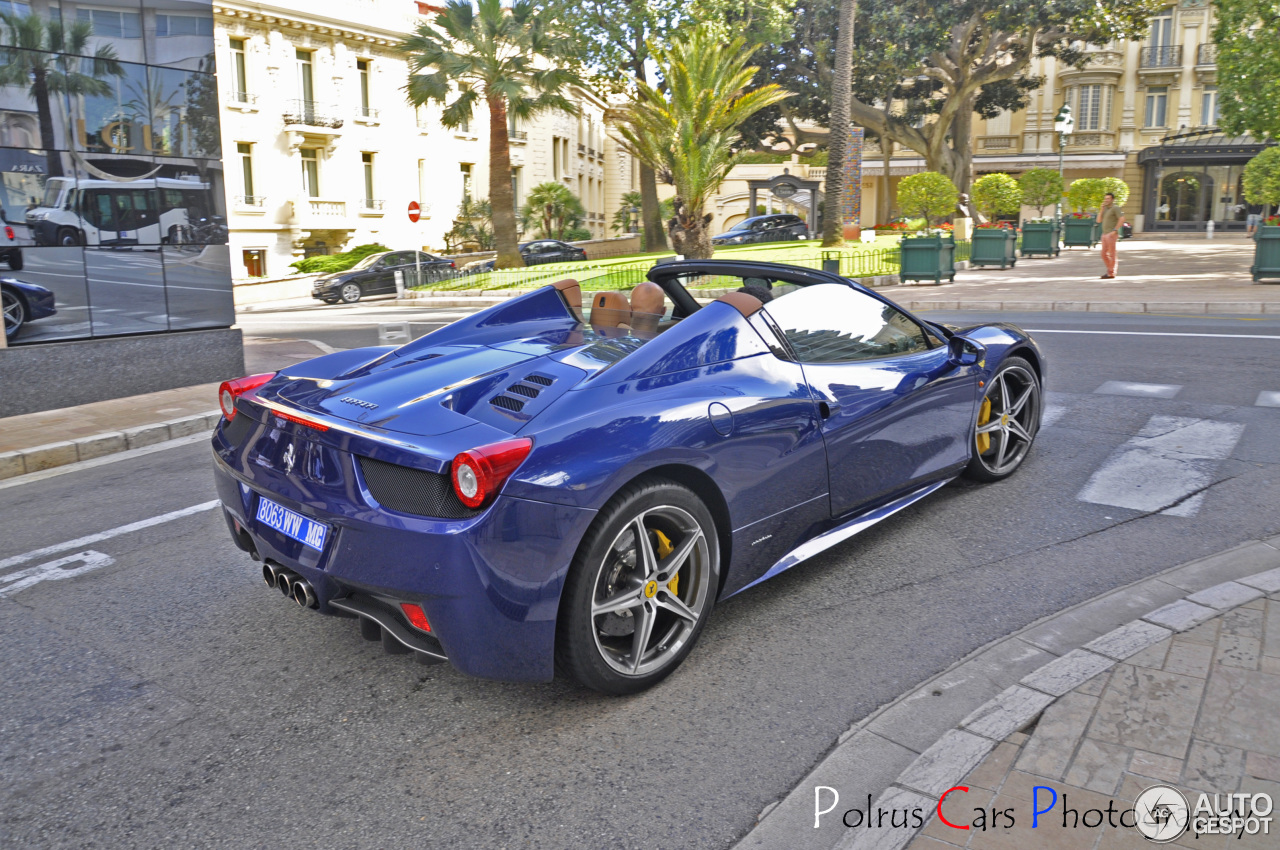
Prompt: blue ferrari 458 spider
<box><xmin>212</xmin><ymin>260</ymin><xmax>1045</xmax><ymax>693</ymax></box>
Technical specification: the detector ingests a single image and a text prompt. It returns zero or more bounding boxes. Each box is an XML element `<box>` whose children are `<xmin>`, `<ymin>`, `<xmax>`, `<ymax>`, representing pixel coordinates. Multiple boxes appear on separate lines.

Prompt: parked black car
<box><xmin>311</xmin><ymin>250</ymin><xmax>457</xmax><ymax>304</ymax></box>
<box><xmin>3</xmin><ymin>277</ymin><xmax>56</xmax><ymax>341</ymax></box>
<box><xmin>477</xmin><ymin>240</ymin><xmax>588</xmax><ymax>272</ymax></box>
<box><xmin>711</xmin><ymin>213</ymin><xmax>810</xmax><ymax>246</ymax></box>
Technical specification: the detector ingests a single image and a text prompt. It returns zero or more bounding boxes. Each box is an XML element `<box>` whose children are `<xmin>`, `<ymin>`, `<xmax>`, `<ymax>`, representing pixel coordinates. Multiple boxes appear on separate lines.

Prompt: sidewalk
<box><xmin>0</xmin><ymin>337</ymin><xmax>330</xmax><ymax>480</ymax></box>
<box><xmin>735</xmin><ymin>539</ymin><xmax>1280</xmax><ymax>850</ymax></box>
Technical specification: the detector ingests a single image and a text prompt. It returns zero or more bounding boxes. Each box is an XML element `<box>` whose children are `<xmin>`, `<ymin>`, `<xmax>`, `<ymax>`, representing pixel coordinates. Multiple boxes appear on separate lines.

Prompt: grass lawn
<box><xmin>415</xmin><ymin>236</ymin><xmax>902</xmax><ymax>292</ymax></box>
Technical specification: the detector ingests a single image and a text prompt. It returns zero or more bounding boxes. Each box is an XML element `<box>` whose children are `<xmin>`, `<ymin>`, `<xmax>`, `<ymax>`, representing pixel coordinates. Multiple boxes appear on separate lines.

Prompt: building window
<box><xmin>229</xmin><ymin>38</ymin><xmax>249</xmax><ymax>101</ymax></box>
<box><xmin>155</xmin><ymin>14</ymin><xmax>212</xmax><ymax>37</ymax></box>
<box><xmin>1067</xmin><ymin>85</ymin><xmax>1111</xmax><ymax>131</ymax></box>
<box><xmin>511</xmin><ymin>166</ymin><xmax>521</xmax><ymax>216</ymax></box>
<box><xmin>357</xmin><ymin>59</ymin><xmax>372</xmax><ymax>118</ymax></box>
<box><xmin>460</xmin><ymin>163</ymin><xmax>473</xmax><ymax>202</ymax></box>
<box><xmin>296</xmin><ymin>49</ymin><xmax>314</xmax><ymax>107</ymax></box>
<box><xmin>552</xmin><ymin>136</ymin><xmax>562</xmax><ymax>181</ymax></box>
<box><xmin>237</xmin><ymin>142</ymin><xmax>255</xmax><ymax>201</ymax></box>
<box><xmin>1148</xmin><ymin>14</ymin><xmax>1173</xmax><ymax>47</ymax></box>
<box><xmin>362</xmin><ymin>152</ymin><xmax>375</xmax><ymax>204</ymax></box>
<box><xmin>415</xmin><ymin>104</ymin><xmax>430</xmax><ymax>131</ymax></box>
<box><xmin>1201</xmin><ymin>86</ymin><xmax>1219</xmax><ymax>126</ymax></box>
<box><xmin>243</xmin><ymin>249</ymin><xmax>265</xmax><ymax>278</ymax></box>
<box><xmin>1145</xmin><ymin>86</ymin><xmax>1168</xmax><ymax>128</ymax></box>
<box><xmin>300</xmin><ymin>148</ymin><xmax>320</xmax><ymax>197</ymax></box>
<box><xmin>77</xmin><ymin>8</ymin><xmax>141</xmax><ymax>38</ymax></box>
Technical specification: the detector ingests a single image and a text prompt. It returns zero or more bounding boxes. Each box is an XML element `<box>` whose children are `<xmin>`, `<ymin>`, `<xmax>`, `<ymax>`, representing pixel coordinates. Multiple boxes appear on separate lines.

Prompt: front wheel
<box><xmin>556</xmin><ymin>480</ymin><xmax>719</xmax><ymax>694</ymax></box>
<box><xmin>339</xmin><ymin>282</ymin><xmax>361</xmax><ymax>303</ymax></box>
<box><xmin>965</xmin><ymin>357</ymin><xmax>1041</xmax><ymax>482</ymax></box>
<box><xmin>5</xmin><ymin>250</ymin><xmax>22</xmax><ymax>271</ymax></box>
<box><xmin>2</xmin><ymin>288</ymin><xmax>26</xmax><ymax>340</ymax></box>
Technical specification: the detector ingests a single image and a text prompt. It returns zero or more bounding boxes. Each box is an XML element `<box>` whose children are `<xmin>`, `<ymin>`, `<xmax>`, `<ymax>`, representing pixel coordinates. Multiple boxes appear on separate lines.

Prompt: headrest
<box><xmin>630</xmin><ymin>281</ymin><xmax>665</xmax><ymax>316</ymax></box>
<box><xmin>590</xmin><ymin>291</ymin><xmax>631</xmax><ymax>328</ymax></box>
<box><xmin>716</xmin><ymin>291</ymin><xmax>764</xmax><ymax>317</ymax></box>
<box><xmin>551</xmin><ymin>278</ymin><xmax>582</xmax><ymax>318</ymax></box>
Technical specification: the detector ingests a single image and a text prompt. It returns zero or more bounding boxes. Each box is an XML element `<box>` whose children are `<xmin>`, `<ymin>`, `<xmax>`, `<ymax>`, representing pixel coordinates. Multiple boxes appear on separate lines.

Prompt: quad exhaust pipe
<box><xmin>262</xmin><ymin>563</ymin><xmax>318</xmax><ymax>609</ymax></box>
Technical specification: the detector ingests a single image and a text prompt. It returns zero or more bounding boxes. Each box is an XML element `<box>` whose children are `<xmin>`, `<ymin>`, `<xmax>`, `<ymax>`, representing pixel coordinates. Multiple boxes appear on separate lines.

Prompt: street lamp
<box><xmin>1054</xmin><ymin>104</ymin><xmax>1074</xmax><ymax>223</ymax></box>
<box><xmin>627</xmin><ymin>205</ymin><xmax>640</xmax><ymax>234</ymax></box>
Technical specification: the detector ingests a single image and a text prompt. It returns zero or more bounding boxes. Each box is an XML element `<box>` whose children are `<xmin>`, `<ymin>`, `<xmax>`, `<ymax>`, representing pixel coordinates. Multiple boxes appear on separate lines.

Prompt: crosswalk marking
<box><xmin>1094</xmin><ymin>381</ymin><xmax>1182</xmax><ymax>399</ymax></box>
<box><xmin>1041</xmin><ymin>403</ymin><xmax>1069</xmax><ymax>428</ymax></box>
<box><xmin>1256</xmin><ymin>391</ymin><xmax>1280</xmax><ymax>408</ymax></box>
<box><xmin>1077</xmin><ymin>416</ymin><xmax>1244</xmax><ymax>517</ymax></box>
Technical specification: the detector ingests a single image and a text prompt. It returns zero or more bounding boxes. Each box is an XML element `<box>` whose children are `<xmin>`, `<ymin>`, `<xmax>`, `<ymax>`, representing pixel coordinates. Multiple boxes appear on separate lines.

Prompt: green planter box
<box><xmin>1019</xmin><ymin>221</ymin><xmax>1060</xmax><ymax>258</ymax></box>
<box><xmin>1252</xmin><ymin>226</ymin><xmax>1280</xmax><ymax>283</ymax></box>
<box><xmin>969</xmin><ymin>228</ymin><xmax>1018</xmax><ymax>269</ymax></box>
<box><xmin>1062</xmin><ymin>216</ymin><xmax>1100</xmax><ymax>248</ymax></box>
<box><xmin>899</xmin><ymin>233</ymin><xmax>956</xmax><ymax>284</ymax></box>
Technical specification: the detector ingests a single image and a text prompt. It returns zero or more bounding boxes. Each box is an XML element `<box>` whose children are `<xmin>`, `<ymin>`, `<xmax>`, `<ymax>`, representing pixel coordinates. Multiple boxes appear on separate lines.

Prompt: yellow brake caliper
<box><xmin>653</xmin><ymin>529</ymin><xmax>677</xmax><ymax>596</ymax></box>
<box><xmin>976</xmin><ymin>397</ymin><xmax>993</xmax><ymax>454</ymax></box>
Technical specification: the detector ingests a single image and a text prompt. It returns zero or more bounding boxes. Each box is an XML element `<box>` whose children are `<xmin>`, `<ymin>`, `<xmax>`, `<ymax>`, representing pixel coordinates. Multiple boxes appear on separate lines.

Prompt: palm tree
<box><xmin>0</xmin><ymin>13</ymin><xmax>124</xmax><ymax>177</ymax></box>
<box><xmin>614</xmin><ymin>24</ymin><xmax>790</xmax><ymax>259</ymax></box>
<box><xmin>520</xmin><ymin>181</ymin><xmax>585</xmax><ymax>239</ymax></box>
<box><xmin>400</xmin><ymin>0</ymin><xmax>582</xmax><ymax>268</ymax></box>
<box><xmin>822</xmin><ymin>0</ymin><xmax>856</xmax><ymax>246</ymax></box>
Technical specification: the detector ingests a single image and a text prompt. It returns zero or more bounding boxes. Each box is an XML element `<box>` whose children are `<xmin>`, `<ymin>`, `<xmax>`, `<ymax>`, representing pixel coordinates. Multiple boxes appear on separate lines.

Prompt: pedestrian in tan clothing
<box><xmin>1098</xmin><ymin>193</ymin><xmax>1124</xmax><ymax>279</ymax></box>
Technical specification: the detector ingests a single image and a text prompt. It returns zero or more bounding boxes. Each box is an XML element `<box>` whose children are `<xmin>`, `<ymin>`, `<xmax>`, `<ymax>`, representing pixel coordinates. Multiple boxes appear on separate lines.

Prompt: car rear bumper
<box><xmin>212</xmin><ymin>429</ymin><xmax>597</xmax><ymax>682</ymax></box>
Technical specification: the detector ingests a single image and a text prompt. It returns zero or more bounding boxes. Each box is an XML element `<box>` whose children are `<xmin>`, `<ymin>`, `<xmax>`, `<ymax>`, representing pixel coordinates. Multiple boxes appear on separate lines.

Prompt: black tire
<box><xmin>556</xmin><ymin>478</ymin><xmax>719</xmax><ymax>695</ymax></box>
<box><xmin>2</xmin><ymin>287</ymin><xmax>26</xmax><ymax>340</ymax></box>
<box><xmin>321</xmin><ymin>297</ymin><xmax>340</xmax><ymax>305</ymax></box>
<box><xmin>964</xmin><ymin>356</ymin><xmax>1041</xmax><ymax>482</ymax></box>
<box><xmin>6</xmin><ymin>250</ymin><xmax>22</xmax><ymax>271</ymax></box>
<box><xmin>339</xmin><ymin>282</ymin><xmax>361</xmax><ymax>303</ymax></box>
<box><xmin>56</xmin><ymin>228</ymin><xmax>82</xmax><ymax>247</ymax></box>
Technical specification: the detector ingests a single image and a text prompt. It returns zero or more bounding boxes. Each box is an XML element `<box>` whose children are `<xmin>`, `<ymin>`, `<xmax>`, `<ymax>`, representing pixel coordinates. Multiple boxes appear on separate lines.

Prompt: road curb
<box><xmin>734</xmin><ymin>536</ymin><xmax>1280</xmax><ymax>850</ymax></box>
<box><xmin>0</xmin><ymin>410</ymin><xmax>220</xmax><ymax>481</ymax></box>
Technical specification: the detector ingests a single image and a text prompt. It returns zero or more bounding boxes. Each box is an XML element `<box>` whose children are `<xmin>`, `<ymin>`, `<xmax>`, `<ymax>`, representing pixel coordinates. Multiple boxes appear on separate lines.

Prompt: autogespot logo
<box><xmin>1134</xmin><ymin>785</ymin><xmax>1189</xmax><ymax>842</ymax></box>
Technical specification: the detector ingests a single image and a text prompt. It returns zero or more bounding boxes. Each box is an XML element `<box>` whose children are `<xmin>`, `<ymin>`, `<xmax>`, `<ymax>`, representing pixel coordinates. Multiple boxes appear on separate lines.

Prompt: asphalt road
<box><xmin>2</xmin><ymin>310</ymin><xmax>1279</xmax><ymax>849</ymax></box>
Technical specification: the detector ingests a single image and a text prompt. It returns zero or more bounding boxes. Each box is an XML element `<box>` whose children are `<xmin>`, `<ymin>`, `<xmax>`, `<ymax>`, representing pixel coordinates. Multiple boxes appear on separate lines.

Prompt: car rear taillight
<box><xmin>450</xmin><ymin>438</ymin><xmax>533</xmax><ymax>509</ymax></box>
<box><xmin>3</xmin><ymin>226</ymin><xmax>13</xmax><ymax>241</ymax></box>
<box><xmin>400</xmin><ymin>603</ymin><xmax>432</xmax><ymax>632</ymax></box>
<box><xmin>218</xmin><ymin>372</ymin><xmax>276</xmax><ymax>420</ymax></box>
<box><xmin>449</xmin><ymin>261</ymin><xmax>456</xmax><ymax>268</ymax></box>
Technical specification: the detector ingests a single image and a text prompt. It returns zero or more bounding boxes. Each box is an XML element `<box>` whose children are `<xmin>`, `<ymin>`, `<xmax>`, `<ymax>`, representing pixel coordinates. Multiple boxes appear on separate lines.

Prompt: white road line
<box><xmin>1077</xmin><ymin>415</ymin><xmax>1244</xmax><ymax>517</ymax></box>
<box><xmin>1095</xmin><ymin>381</ymin><xmax>1182</xmax><ymax>399</ymax></box>
<box><xmin>1026</xmin><ymin>329</ymin><xmax>1280</xmax><ymax>341</ymax></box>
<box><xmin>1256</xmin><ymin>391</ymin><xmax>1280</xmax><ymax>408</ymax></box>
<box><xmin>1042</xmin><ymin>403</ymin><xmax>1069</xmax><ymax>428</ymax></box>
<box><xmin>0</xmin><ymin>501</ymin><xmax>219</xmax><ymax>572</ymax></box>
<box><xmin>0</xmin><ymin>551</ymin><xmax>115</xmax><ymax>597</ymax></box>
<box><xmin>0</xmin><ymin>432</ymin><xmax>211</xmax><ymax>491</ymax></box>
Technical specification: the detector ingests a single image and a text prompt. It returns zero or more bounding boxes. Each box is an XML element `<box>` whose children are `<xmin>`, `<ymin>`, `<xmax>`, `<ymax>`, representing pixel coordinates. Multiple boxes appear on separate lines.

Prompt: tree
<box><xmin>400</xmin><ymin>0</ymin><xmax>582</xmax><ymax>268</ymax></box>
<box><xmin>1067</xmin><ymin>177</ymin><xmax>1129</xmax><ymax>213</ymax></box>
<box><xmin>897</xmin><ymin>172</ymin><xmax>958</xmax><ymax>226</ymax></box>
<box><xmin>567</xmin><ymin>0</ymin><xmax>681</xmax><ymax>252</ymax></box>
<box><xmin>0</xmin><ymin>13</ymin><xmax>124</xmax><ymax>177</ymax></box>
<box><xmin>1243</xmin><ymin>147</ymin><xmax>1280</xmax><ymax>214</ymax></box>
<box><xmin>1018</xmin><ymin>168</ymin><xmax>1064</xmax><ymax>218</ymax></box>
<box><xmin>444</xmin><ymin>199</ymin><xmax>496</xmax><ymax>252</ymax></box>
<box><xmin>1214</xmin><ymin>0</ymin><xmax>1280</xmax><ymax>140</ymax></box>
<box><xmin>821</xmin><ymin>0</ymin><xmax>856</xmax><ymax>246</ymax></box>
<box><xmin>970</xmin><ymin>173</ymin><xmax>1022</xmax><ymax>223</ymax></box>
<box><xmin>521</xmin><ymin>182</ymin><xmax>586</xmax><ymax>239</ymax></box>
<box><xmin>614</xmin><ymin>24</ymin><xmax>790</xmax><ymax>258</ymax></box>
<box><xmin>611</xmin><ymin>190</ymin><xmax>673</xmax><ymax>236</ymax></box>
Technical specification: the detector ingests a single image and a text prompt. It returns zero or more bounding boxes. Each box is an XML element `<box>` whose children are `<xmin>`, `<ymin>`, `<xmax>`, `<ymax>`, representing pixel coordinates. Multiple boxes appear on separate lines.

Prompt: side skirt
<box><xmin>726</xmin><ymin>478</ymin><xmax>953</xmax><ymax>597</ymax></box>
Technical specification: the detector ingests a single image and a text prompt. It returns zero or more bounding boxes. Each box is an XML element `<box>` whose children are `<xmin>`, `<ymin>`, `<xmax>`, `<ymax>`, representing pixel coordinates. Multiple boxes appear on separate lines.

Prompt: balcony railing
<box><xmin>357</xmin><ymin>106</ymin><xmax>380</xmax><ymax>120</ymax></box>
<box><xmin>1197</xmin><ymin>43</ymin><xmax>1217</xmax><ymax>65</ymax></box>
<box><xmin>577</xmin><ymin>143</ymin><xmax>586</xmax><ymax>153</ymax></box>
<box><xmin>225</xmin><ymin>90</ymin><xmax>257</xmax><ymax>105</ymax></box>
<box><xmin>588</xmin><ymin>147</ymin><xmax>597</xmax><ymax>157</ymax></box>
<box><xmin>509</xmin><ymin>129</ymin><xmax>528</xmax><ymax>141</ymax></box>
<box><xmin>1140</xmin><ymin>45</ymin><xmax>1183</xmax><ymax>68</ymax></box>
<box><xmin>359</xmin><ymin>198</ymin><xmax>385</xmax><ymax>211</ymax></box>
<box><xmin>282</xmin><ymin>99</ymin><xmax>344</xmax><ymax>129</ymax></box>
<box><xmin>235</xmin><ymin>195</ymin><xmax>265</xmax><ymax>207</ymax></box>
<box><xmin>308</xmin><ymin>199</ymin><xmax>346</xmax><ymax>217</ymax></box>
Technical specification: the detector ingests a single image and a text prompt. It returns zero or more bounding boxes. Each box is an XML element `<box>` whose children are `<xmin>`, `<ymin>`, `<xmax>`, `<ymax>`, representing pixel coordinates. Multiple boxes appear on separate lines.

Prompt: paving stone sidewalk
<box><xmin>905</xmin><ymin>591</ymin><xmax>1280</xmax><ymax>849</ymax></box>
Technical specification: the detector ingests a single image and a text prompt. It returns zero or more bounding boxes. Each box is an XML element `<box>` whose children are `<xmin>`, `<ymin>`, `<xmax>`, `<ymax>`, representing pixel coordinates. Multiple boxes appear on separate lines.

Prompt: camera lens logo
<box><xmin>1134</xmin><ymin>785</ymin><xmax>1189</xmax><ymax>842</ymax></box>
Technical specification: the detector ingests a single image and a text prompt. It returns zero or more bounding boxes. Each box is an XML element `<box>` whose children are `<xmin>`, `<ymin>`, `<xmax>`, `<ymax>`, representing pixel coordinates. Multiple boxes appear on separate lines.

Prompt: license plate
<box><xmin>255</xmin><ymin>495</ymin><xmax>327</xmax><ymax>551</ymax></box>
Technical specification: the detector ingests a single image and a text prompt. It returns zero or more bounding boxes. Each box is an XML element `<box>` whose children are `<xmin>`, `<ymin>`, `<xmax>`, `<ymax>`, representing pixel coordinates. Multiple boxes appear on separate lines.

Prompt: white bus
<box><xmin>26</xmin><ymin>176</ymin><xmax>218</xmax><ymax>247</ymax></box>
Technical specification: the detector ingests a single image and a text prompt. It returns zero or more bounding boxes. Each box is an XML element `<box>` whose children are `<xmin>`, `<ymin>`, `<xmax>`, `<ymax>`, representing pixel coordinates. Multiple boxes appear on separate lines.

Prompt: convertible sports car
<box><xmin>212</xmin><ymin>260</ymin><xmax>1044</xmax><ymax>693</ymax></box>
<box><xmin>3</xmin><ymin>277</ymin><xmax>56</xmax><ymax>341</ymax></box>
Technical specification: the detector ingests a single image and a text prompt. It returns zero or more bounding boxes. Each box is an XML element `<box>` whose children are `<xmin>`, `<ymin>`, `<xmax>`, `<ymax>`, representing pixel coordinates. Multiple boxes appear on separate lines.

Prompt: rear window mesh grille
<box><xmin>526</xmin><ymin>373</ymin><xmax>554</xmax><ymax>386</ymax></box>
<box><xmin>507</xmin><ymin>382</ymin><xmax>540</xmax><ymax>398</ymax></box>
<box><xmin>357</xmin><ymin>457</ymin><xmax>481</xmax><ymax>519</ymax></box>
<box><xmin>491</xmin><ymin>394</ymin><xmax>525</xmax><ymax>412</ymax></box>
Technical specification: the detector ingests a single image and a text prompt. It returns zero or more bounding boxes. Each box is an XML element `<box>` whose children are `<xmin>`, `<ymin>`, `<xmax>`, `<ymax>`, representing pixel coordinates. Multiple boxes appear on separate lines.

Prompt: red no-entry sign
<box><xmin>407</xmin><ymin>201</ymin><xmax>421</xmax><ymax>223</ymax></box>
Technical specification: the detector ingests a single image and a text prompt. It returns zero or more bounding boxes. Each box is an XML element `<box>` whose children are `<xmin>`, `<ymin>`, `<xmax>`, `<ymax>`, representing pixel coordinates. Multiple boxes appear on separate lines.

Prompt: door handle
<box><xmin>818</xmin><ymin>400</ymin><xmax>839</xmax><ymax>419</ymax></box>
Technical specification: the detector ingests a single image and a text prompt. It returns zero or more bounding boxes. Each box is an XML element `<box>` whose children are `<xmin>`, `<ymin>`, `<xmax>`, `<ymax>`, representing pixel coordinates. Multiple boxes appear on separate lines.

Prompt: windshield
<box><xmin>42</xmin><ymin>183</ymin><xmax>65</xmax><ymax>207</ymax></box>
<box><xmin>725</xmin><ymin>220</ymin><xmax>753</xmax><ymax>232</ymax></box>
<box><xmin>350</xmin><ymin>253</ymin><xmax>386</xmax><ymax>270</ymax></box>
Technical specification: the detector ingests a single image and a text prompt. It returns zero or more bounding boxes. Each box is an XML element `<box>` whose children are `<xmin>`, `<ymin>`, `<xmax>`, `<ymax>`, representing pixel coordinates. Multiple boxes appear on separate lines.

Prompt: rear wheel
<box><xmin>556</xmin><ymin>480</ymin><xmax>719</xmax><ymax>694</ymax></box>
<box><xmin>56</xmin><ymin>227</ymin><xmax>82</xmax><ymax>247</ymax></box>
<box><xmin>2</xmin><ymin>287</ymin><xmax>26</xmax><ymax>340</ymax></box>
<box><xmin>339</xmin><ymin>282</ymin><xmax>361</xmax><ymax>303</ymax></box>
<box><xmin>964</xmin><ymin>357</ymin><xmax>1041</xmax><ymax>482</ymax></box>
<box><xmin>5</xmin><ymin>250</ymin><xmax>22</xmax><ymax>271</ymax></box>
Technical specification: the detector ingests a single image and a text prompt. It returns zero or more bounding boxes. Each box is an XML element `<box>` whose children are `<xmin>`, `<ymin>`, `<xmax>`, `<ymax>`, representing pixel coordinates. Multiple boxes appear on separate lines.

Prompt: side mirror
<box><xmin>947</xmin><ymin>336</ymin><xmax>986</xmax><ymax>367</ymax></box>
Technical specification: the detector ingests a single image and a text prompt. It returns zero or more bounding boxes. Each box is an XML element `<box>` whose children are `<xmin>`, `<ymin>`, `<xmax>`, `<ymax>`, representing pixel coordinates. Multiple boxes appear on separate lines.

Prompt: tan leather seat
<box><xmin>589</xmin><ymin>291</ymin><xmax>631</xmax><ymax>330</ymax></box>
<box><xmin>628</xmin><ymin>281</ymin><xmax>665</xmax><ymax>335</ymax></box>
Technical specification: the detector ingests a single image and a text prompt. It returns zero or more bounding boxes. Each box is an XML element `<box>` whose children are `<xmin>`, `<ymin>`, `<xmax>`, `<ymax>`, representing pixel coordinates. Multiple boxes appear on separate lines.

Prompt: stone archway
<box><xmin>747</xmin><ymin>170</ymin><xmax>822</xmax><ymax>231</ymax></box>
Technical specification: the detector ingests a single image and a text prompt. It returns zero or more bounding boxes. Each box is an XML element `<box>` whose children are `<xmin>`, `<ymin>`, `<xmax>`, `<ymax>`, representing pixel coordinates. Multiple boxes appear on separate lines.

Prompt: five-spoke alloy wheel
<box><xmin>965</xmin><ymin>356</ymin><xmax>1041</xmax><ymax>481</ymax></box>
<box><xmin>2</xmin><ymin>287</ymin><xmax>25</xmax><ymax>340</ymax></box>
<box><xmin>558</xmin><ymin>480</ymin><xmax>718</xmax><ymax>694</ymax></box>
<box><xmin>339</xmin><ymin>282</ymin><xmax>362</xmax><ymax>303</ymax></box>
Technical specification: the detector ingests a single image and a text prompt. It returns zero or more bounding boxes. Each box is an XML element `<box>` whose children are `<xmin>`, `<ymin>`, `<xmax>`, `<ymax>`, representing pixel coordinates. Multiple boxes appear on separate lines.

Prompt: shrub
<box><xmin>971</xmin><ymin>173</ymin><xmax>1023</xmax><ymax>221</ymax></box>
<box><xmin>897</xmin><ymin>172</ymin><xmax>960</xmax><ymax>225</ymax></box>
<box><xmin>290</xmin><ymin>243</ymin><xmax>389</xmax><ymax>274</ymax></box>
<box><xmin>1018</xmin><ymin>168</ymin><xmax>1064</xmax><ymax>217</ymax></box>
<box><xmin>1243</xmin><ymin>147</ymin><xmax>1280</xmax><ymax>208</ymax></box>
<box><xmin>1067</xmin><ymin>177</ymin><xmax>1130</xmax><ymax>214</ymax></box>
<box><xmin>563</xmin><ymin>226</ymin><xmax>593</xmax><ymax>242</ymax></box>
